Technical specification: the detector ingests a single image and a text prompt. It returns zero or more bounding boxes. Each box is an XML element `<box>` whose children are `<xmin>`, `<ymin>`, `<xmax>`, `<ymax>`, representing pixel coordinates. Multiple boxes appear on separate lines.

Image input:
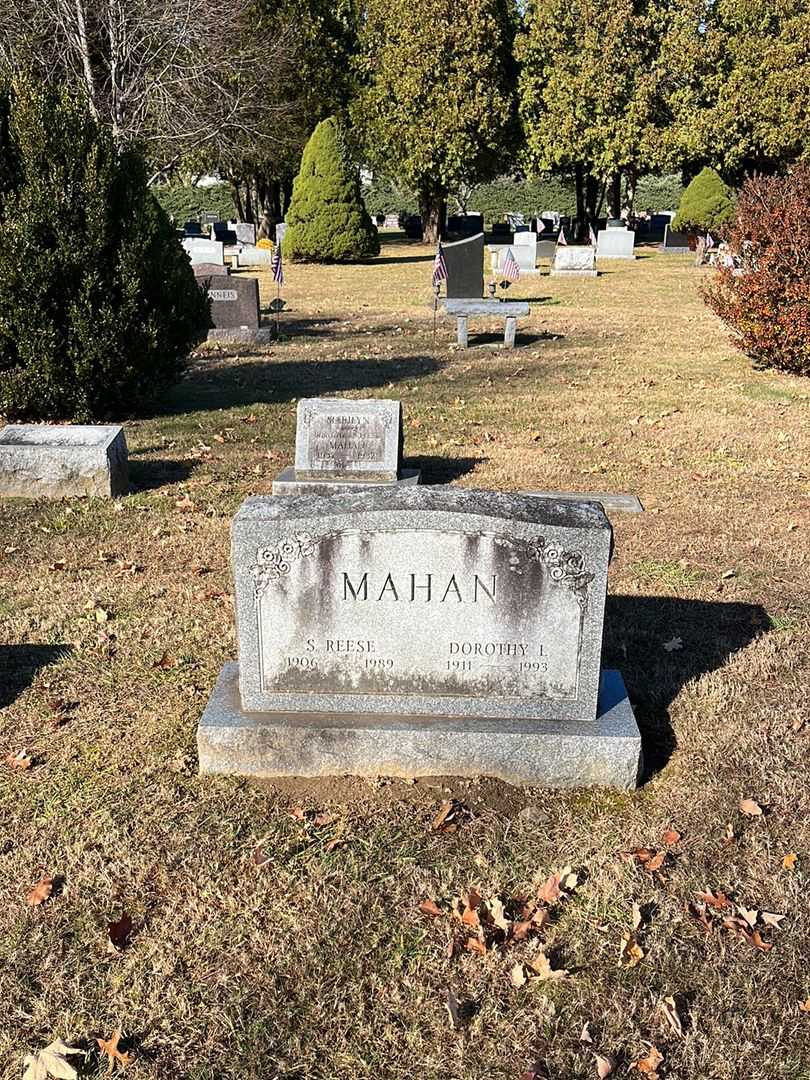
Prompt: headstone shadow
<box><xmin>602</xmin><ymin>596</ymin><xmax>769</xmax><ymax>779</ymax></box>
<box><xmin>0</xmin><ymin>644</ymin><xmax>73</xmax><ymax>708</ymax></box>
<box><xmin>405</xmin><ymin>455</ymin><xmax>483</xmax><ymax>483</ymax></box>
<box><xmin>128</xmin><ymin>457</ymin><xmax>197</xmax><ymax>492</ymax></box>
<box><xmin>460</xmin><ymin>329</ymin><xmax>562</xmax><ymax>347</ymax></box>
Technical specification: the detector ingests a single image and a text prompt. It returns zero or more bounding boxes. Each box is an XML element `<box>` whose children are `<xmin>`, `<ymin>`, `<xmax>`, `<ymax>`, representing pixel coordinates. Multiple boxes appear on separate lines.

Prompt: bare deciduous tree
<box><xmin>0</xmin><ymin>0</ymin><xmax>302</xmax><ymax>179</ymax></box>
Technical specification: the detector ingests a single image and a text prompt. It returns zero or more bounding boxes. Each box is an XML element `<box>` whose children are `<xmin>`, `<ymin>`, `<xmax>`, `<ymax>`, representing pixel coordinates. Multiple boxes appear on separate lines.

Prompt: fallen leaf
<box><xmin>152</xmin><ymin>652</ymin><xmax>177</xmax><ymax>670</ymax></box>
<box><xmin>444</xmin><ymin>988</ymin><xmax>461</xmax><ymax>1029</ymax></box>
<box><xmin>5</xmin><ymin>748</ymin><xmax>32</xmax><ymax>769</ymax></box>
<box><xmin>694</xmin><ymin>889</ymin><xmax>731</xmax><ymax>910</ymax></box>
<box><xmin>662</xmin><ymin>636</ymin><xmax>683</xmax><ymax>652</ymax></box>
<box><xmin>418</xmin><ymin>899</ymin><xmax>443</xmax><ymax>917</ymax></box>
<box><xmin>736</xmin><ymin>905</ymin><xmax>759</xmax><ymax>930</ymax></box>
<box><xmin>27</xmin><ymin>875</ymin><xmax>54</xmax><ymax>906</ymax></box>
<box><xmin>96</xmin><ymin>1031</ymin><xmax>132</xmax><ymax>1070</ymax></box>
<box><xmin>799</xmin><ymin>998</ymin><xmax>810</xmax><ymax>1013</ymax></box>
<box><xmin>537</xmin><ymin>873</ymin><xmax>561</xmax><ymax>905</ymax></box>
<box><xmin>761</xmin><ymin>911</ymin><xmax>786</xmax><ymax>929</ymax></box>
<box><xmin>489</xmin><ymin>895</ymin><xmax>511</xmax><ymax>933</ymax></box>
<box><xmin>48</xmin><ymin>560</ymin><xmax>67</xmax><ymax>572</ymax></box>
<box><xmin>464</xmin><ymin>935</ymin><xmax>486</xmax><ymax>956</ymax></box>
<box><xmin>108</xmin><ymin>912</ymin><xmax>133</xmax><ymax>950</ymax></box>
<box><xmin>634</xmin><ymin>1046</ymin><xmax>664</xmax><ymax>1077</ymax></box>
<box><xmin>23</xmin><ymin>1039</ymin><xmax>82</xmax><ymax>1080</ymax></box>
<box><xmin>658</xmin><ymin>995</ymin><xmax>683</xmax><ymax>1037</ymax></box>
<box><xmin>739</xmin><ymin>797</ymin><xmax>763</xmax><ymax>817</ymax></box>
<box><xmin>580</xmin><ymin>1022</ymin><xmax>593</xmax><ymax>1044</ymax></box>
<box><xmin>783</xmin><ymin>852</ymin><xmax>798</xmax><ymax>870</ymax></box>
<box><xmin>174</xmin><ymin>494</ymin><xmax>196</xmax><ymax>512</ymax></box>
<box><xmin>619</xmin><ymin>929</ymin><xmax>644</xmax><ymax>968</ymax></box>
<box><xmin>526</xmin><ymin>949</ymin><xmax>567</xmax><ymax>981</ymax></box>
<box><xmin>662</xmin><ymin>828</ymin><xmax>681</xmax><ymax>846</ymax></box>
<box><xmin>94</xmin><ymin>607</ymin><xmax>110</xmax><ymax>624</ymax></box>
<box><xmin>595</xmin><ymin>1053</ymin><xmax>614</xmax><ymax>1078</ymax></box>
<box><xmin>510</xmin><ymin>961</ymin><xmax>527</xmax><ymax>988</ymax></box>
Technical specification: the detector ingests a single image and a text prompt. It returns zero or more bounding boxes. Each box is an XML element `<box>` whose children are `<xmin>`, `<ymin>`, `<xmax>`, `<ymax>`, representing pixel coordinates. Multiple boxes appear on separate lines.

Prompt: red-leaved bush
<box><xmin>703</xmin><ymin>166</ymin><xmax>810</xmax><ymax>377</ymax></box>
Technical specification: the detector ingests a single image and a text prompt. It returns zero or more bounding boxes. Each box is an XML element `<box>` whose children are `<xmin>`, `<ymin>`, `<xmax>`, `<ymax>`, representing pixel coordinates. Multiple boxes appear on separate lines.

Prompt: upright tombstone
<box><xmin>510</xmin><ymin>231</ymin><xmax>538</xmax><ymax>273</ymax></box>
<box><xmin>193</xmin><ymin>263</ymin><xmax>230</xmax><ymax>280</ymax></box>
<box><xmin>0</xmin><ymin>425</ymin><xmax>128</xmax><ymax>498</ymax></box>
<box><xmin>272</xmin><ymin>398</ymin><xmax>420</xmax><ymax>494</ymax></box>
<box><xmin>212</xmin><ymin>221</ymin><xmax>238</xmax><ymax>246</ymax></box>
<box><xmin>182</xmin><ymin>238</ymin><xmax>225</xmax><ymax>266</ymax></box>
<box><xmin>275</xmin><ymin>222</ymin><xmax>288</xmax><ymax>249</ymax></box>
<box><xmin>204</xmin><ymin>275</ymin><xmax>273</xmax><ymax>344</ymax></box>
<box><xmin>596</xmin><ymin>227</ymin><xmax>636</xmax><ymax>260</ymax></box>
<box><xmin>443</xmin><ymin>232</ymin><xmax>485</xmax><ymax>298</ymax></box>
<box><xmin>383</xmin><ymin>213</ymin><xmax>400</xmax><ymax>229</ymax></box>
<box><xmin>234</xmin><ymin>246</ymin><xmax>274</xmax><ymax>268</ymax></box>
<box><xmin>183</xmin><ymin>220</ymin><xmax>203</xmax><ymax>236</ymax></box>
<box><xmin>231</xmin><ymin>221</ymin><xmax>257</xmax><ymax>245</ymax></box>
<box><xmin>551</xmin><ymin>245</ymin><xmax>597</xmax><ymax>278</ymax></box>
<box><xmin>197</xmin><ymin>488</ymin><xmax>642</xmax><ymax>788</ymax></box>
<box><xmin>661</xmin><ymin>224</ymin><xmax>691</xmax><ymax>254</ymax></box>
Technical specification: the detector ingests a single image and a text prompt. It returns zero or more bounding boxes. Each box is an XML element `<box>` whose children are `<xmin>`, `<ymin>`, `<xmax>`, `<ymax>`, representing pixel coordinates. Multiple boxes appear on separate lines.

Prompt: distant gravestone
<box><xmin>443</xmin><ymin>232</ymin><xmax>484</xmax><ymax>299</ymax></box>
<box><xmin>183</xmin><ymin>221</ymin><xmax>203</xmax><ymax>236</ymax></box>
<box><xmin>0</xmin><ymin>425</ymin><xmax>128</xmax><ymax>498</ymax></box>
<box><xmin>275</xmin><ymin>222</ymin><xmax>288</xmax><ymax>248</ymax></box>
<box><xmin>536</xmin><ymin>239</ymin><xmax>557</xmax><ymax>261</ymax></box>
<box><xmin>661</xmin><ymin>224</ymin><xmax>691</xmax><ymax>254</ymax></box>
<box><xmin>550</xmin><ymin>245</ymin><xmax>597</xmax><ymax>278</ymax></box>
<box><xmin>511</xmin><ymin>230</ymin><xmax>538</xmax><ymax>272</ymax></box>
<box><xmin>448</xmin><ymin>213</ymin><xmax>484</xmax><ymax>235</ymax></box>
<box><xmin>272</xmin><ymin>398</ymin><xmax>421</xmax><ymax>493</ymax></box>
<box><xmin>193</xmin><ymin>262</ymin><xmax>230</xmax><ymax>279</ymax></box>
<box><xmin>597</xmin><ymin>227</ymin><xmax>636</xmax><ymax>260</ymax></box>
<box><xmin>383</xmin><ymin>213</ymin><xmax>400</xmax><ymax>228</ymax></box>
<box><xmin>182</xmin><ymin>238</ymin><xmax>225</xmax><ymax>266</ymax></box>
<box><xmin>198</xmin><ymin>488</ymin><xmax>642</xmax><ymax>788</ymax></box>
<box><xmin>206</xmin><ymin>276</ymin><xmax>260</xmax><ymax>330</ymax></box>
<box><xmin>202</xmin><ymin>213</ymin><xmax>219</xmax><ymax>225</ymax></box>
<box><xmin>212</xmin><ymin>221</ymin><xmax>238</xmax><ymax>245</ymax></box>
<box><xmin>234</xmin><ymin>246</ymin><xmax>274</xmax><ymax>268</ymax></box>
<box><xmin>231</xmin><ymin>221</ymin><xmax>257</xmax><ymax>245</ymax></box>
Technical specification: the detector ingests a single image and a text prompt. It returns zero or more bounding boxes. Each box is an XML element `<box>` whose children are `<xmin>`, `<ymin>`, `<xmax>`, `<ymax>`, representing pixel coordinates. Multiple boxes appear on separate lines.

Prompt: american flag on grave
<box><xmin>432</xmin><ymin>242</ymin><xmax>448</xmax><ymax>286</ymax></box>
<box><xmin>501</xmin><ymin>247</ymin><xmax>520</xmax><ymax>282</ymax></box>
<box><xmin>557</xmin><ymin>228</ymin><xmax>568</xmax><ymax>246</ymax></box>
<box><xmin>271</xmin><ymin>243</ymin><xmax>284</xmax><ymax>285</ymax></box>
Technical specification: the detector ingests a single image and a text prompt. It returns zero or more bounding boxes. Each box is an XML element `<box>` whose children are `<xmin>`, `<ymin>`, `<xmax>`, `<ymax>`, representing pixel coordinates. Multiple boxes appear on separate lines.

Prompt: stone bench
<box><xmin>443</xmin><ymin>298</ymin><xmax>530</xmax><ymax>348</ymax></box>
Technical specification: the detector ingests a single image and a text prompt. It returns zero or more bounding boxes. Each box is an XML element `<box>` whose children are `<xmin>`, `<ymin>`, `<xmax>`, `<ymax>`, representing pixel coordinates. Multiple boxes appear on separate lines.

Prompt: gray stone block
<box><xmin>549</xmin><ymin>269</ymin><xmax>598</xmax><ymax>278</ymax></box>
<box><xmin>525</xmin><ymin>491</ymin><xmax>644</xmax><ymax>513</ymax></box>
<box><xmin>232</xmin><ymin>488</ymin><xmax>612</xmax><ymax>722</ymax></box>
<box><xmin>444</xmin><ymin>299</ymin><xmax>530</xmax><ymax>316</ymax></box>
<box><xmin>0</xmin><ymin>424</ymin><xmax>128</xmax><ymax>498</ymax></box>
<box><xmin>198</xmin><ymin>664</ymin><xmax>642</xmax><ymax>790</ymax></box>
<box><xmin>271</xmin><ymin>466</ymin><xmax>421</xmax><ymax>495</ymax></box>
<box><xmin>294</xmin><ymin>398</ymin><xmax>402</xmax><ymax>482</ymax></box>
<box><xmin>207</xmin><ymin>327</ymin><xmax>275</xmax><ymax>344</ymax></box>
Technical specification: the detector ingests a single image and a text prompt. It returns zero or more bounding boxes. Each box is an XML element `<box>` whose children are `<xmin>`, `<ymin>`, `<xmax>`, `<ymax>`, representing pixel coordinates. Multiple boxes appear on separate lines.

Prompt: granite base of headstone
<box><xmin>0</xmin><ymin>425</ymin><xmax>128</xmax><ymax>498</ymax></box>
<box><xmin>272</xmin><ymin>398</ymin><xmax>421</xmax><ymax>495</ymax></box>
<box><xmin>550</xmin><ymin>246</ymin><xmax>598</xmax><ymax>278</ymax></box>
<box><xmin>197</xmin><ymin>488</ymin><xmax>642</xmax><ymax>789</ymax></box>
<box><xmin>596</xmin><ymin>228</ymin><xmax>636</xmax><ymax>260</ymax></box>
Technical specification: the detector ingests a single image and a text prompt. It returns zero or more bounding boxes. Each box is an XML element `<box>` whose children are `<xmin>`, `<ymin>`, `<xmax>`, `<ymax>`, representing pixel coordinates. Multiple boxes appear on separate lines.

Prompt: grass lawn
<box><xmin>1</xmin><ymin>237</ymin><xmax>809</xmax><ymax>1079</ymax></box>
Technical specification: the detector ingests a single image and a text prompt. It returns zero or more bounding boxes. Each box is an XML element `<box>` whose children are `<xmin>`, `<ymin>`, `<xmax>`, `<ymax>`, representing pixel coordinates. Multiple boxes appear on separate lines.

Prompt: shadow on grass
<box><xmin>405</xmin><ymin>455</ymin><xmax>483</xmax><ymax>483</ymax></box>
<box><xmin>459</xmin><ymin>330</ymin><xmax>563</xmax><ymax>348</ymax></box>
<box><xmin>602</xmin><ymin>595</ymin><xmax>769</xmax><ymax>779</ymax></box>
<box><xmin>0</xmin><ymin>644</ymin><xmax>72</xmax><ymax>708</ymax></box>
<box><xmin>128</xmin><ymin>457</ymin><xmax>197</xmax><ymax>492</ymax></box>
<box><xmin>156</xmin><ymin>355</ymin><xmax>444</xmax><ymax>417</ymax></box>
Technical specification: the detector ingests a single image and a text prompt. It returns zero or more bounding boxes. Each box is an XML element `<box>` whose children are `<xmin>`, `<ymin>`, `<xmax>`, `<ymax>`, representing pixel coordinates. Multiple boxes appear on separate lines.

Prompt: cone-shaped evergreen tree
<box><xmin>284</xmin><ymin>117</ymin><xmax>379</xmax><ymax>262</ymax></box>
<box><xmin>0</xmin><ymin>79</ymin><xmax>208</xmax><ymax>422</ymax></box>
<box><xmin>673</xmin><ymin>167</ymin><xmax>736</xmax><ymax>236</ymax></box>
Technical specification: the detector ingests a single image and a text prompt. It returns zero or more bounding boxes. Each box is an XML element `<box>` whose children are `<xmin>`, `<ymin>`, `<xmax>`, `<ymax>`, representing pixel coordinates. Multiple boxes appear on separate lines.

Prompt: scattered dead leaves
<box><xmin>618</xmin><ymin>902</ymin><xmax>645</xmax><ymax>969</ymax></box>
<box><xmin>96</xmin><ymin>1030</ymin><xmax>132</xmax><ymax>1070</ymax></box>
<box><xmin>27</xmin><ymin>875</ymin><xmax>54</xmax><ymax>907</ymax></box>
<box><xmin>739</xmin><ymin>797</ymin><xmax>764</xmax><ymax>817</ymax></box>
<box><xmin>430</xmin><ymin>798</ymin><xmax>470</xmax><ymax>834</ymax></box>
<box><xmin>23</xmin><ymin>1039</ymin><xmax>82</xmax><ymax>1080</ymax></box>
<box><xmin>5</xmin><ymin>748</ymin><xmax>32</xmax><ymax>770</ymax></box>
<box><xmin>688</xmin><ymin>889</ymin><xmax>782</xmax><ymax>950</ymax></box>
<box><xmin>633</xmin><ymin>1046</ymin><xmax>664</xmax><ymax>1078</ymax></box>
<box><xmin>783</xmin><ymin>851</ymin><xmax>798</xmax><ymax>870</ymax></box>
<box><xmin>619</xmin><ymin>848</ymin><xmax>668</xmax><ymax>876</ymax></box>
<box><xmin>661</xmin><ymin>828</ymin><xmax>682</xmax><ymax>846</ymax></box>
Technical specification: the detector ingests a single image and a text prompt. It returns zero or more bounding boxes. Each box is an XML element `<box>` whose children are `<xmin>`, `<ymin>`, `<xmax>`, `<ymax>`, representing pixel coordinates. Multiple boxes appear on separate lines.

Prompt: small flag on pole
<box><xmin>589</xmin><ymin>224</ymin><xmax>597</xmax><ymax>246</ymax></box>
<box><xmin>536</xmin><ymin>218</ymin><xmax>546</xmax><ymax>233</ymax></box>
<box><xmin>271</xmin><ymin>243</ymin><xmax>284</xmax><ymax>285</ymax></box>
<box><xmin>501</xmin><ymin>247</ymin><xmax>520</xmax><ymax>282</ymax></box>
<box><xmin>557</xmin><ymin>228</ymin><xmax>568</xmax><ymax>246</ymax></box>
<box><xmin>705</xmin><ymin>232</ymin><xmax>715</xmax><ymax>250</ymax></box>
<box><xmin>432</xmin><ymin>242</ymin><xmax>448</xmax><ymax>286</ymax></box>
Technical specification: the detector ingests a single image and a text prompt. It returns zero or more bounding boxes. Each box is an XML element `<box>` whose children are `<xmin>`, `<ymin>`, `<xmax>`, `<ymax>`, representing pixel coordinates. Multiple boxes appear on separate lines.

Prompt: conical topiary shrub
<box><xmin>0</xmin><ymin>78</ymin><xmax>207</xmax><ymax>422</ymax></box>
<box><xmin>672</xmin><ymin>167</ymin><xmax>736</xmax><ymax>237</ymax></box>
<box><xmin>284</xmin><ymin>118</ymin><xmax>379</xmax><ymax>262</ymax></box>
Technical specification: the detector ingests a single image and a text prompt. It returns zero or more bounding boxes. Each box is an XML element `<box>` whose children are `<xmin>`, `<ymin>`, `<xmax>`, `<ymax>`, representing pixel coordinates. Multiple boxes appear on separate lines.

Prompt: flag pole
<box><xmin>275</xmin><ymin>278</ymin><xmax>281</xmax><ymax>339</ymax></box>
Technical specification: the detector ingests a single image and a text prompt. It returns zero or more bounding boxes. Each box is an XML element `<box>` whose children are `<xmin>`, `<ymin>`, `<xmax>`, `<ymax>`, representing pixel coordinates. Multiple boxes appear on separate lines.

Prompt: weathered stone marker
<box><xmin>550</xmin><ymin>246</ymin><xmax>598</xmax><ymax>278</ymax></box>
<box><xmin>198</xmin><ymin>488</ymin><xmax>642</xmax><ymax>788</ymax></box>
<box><xmin>0</xmin><ymin>424</ymin><xmax>128</xmax><ymax>498</ymax></box>
<box><xmin>272</xmin><ymin>398</ymin><xmax>420</xmax><ymax>494</ymax></box>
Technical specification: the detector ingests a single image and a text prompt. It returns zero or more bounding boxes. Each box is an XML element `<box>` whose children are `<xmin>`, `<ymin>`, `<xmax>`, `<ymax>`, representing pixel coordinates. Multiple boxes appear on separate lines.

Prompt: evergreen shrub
<box><xmin>285</xmin><ymin>118</ymin><xmax>379</xmax><ymax>262</ymax></box>
<box><xmin>0</xmin><ymin>80</ymin><xmax>207</xmax><ymax>421</ymax></box>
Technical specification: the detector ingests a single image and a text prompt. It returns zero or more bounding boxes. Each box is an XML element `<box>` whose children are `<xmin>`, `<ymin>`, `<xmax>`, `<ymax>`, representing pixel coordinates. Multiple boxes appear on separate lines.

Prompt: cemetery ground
<box><xmin>1</xmin><ymin>236</ymin><xmax>809</xmax><ymax>1080</ymax></box>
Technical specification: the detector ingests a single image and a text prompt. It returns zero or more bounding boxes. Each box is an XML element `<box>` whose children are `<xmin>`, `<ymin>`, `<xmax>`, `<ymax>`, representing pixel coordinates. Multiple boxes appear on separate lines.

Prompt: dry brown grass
<box><xmin>0</xmin><ymin>236</ymin><xmax>809</xmax><ymax>1079</ymax></box>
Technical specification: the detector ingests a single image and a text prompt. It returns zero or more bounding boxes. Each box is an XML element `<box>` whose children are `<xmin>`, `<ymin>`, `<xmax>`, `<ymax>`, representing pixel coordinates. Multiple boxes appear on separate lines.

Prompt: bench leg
<box><xmin>456</xmin><ymin>316</ymin><xmax>468</xmax><ymax>348</ymax></box>
<box><xmin>504</xmin><ymin>316</ymin><xmax>517</xmax><ymax>348</ymax></box>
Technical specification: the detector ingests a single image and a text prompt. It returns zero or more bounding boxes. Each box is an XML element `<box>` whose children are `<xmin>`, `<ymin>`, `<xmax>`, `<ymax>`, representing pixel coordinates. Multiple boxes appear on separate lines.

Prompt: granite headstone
<box><xmin>443</xmin><ymin>232</ymin><xmax>484</xmax><ymax>299</ymax></box>
<box><xmin>0</xmin><ymin>425</ymin><xmax>128</xmax><ymax>498</ymax></box>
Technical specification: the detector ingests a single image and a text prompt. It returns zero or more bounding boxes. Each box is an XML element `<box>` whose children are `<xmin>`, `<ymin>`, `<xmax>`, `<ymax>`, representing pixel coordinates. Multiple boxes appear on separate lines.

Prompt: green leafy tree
<box><xmin>284</xmin><ymin>117</ymin><xmax>379</xmax><ymax>262</ymax></box>
<box><xmin>518</xmin><ymin>0</ymin><xmax>672</xmax><ymax>229</ymax></box>
<box><xmin>0</xmin><ymin>79</ymin><xmax>206</xmax><ymax>422</ymax></box>
<box><xmin>663</xmin><ymin>0</ymin><xmax>810</xmax><ymax>180</ymax></box>
<box><xmin>672</xmin><ymin>167</ymin><xmax>735</xmax><ymax>234</ymax></box>
<box><xmin>353</xmin><ymin>0</ymin><xmax>519</xmax><ymax>243</ymax></box>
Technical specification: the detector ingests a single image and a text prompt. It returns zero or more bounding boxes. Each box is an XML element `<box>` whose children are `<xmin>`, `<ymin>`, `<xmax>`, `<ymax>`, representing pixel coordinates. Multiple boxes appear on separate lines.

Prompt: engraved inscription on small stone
<box><xmin>209</xmin><ymin>289</ymin><xmax>238</xmax><ymax>302</ymax></box>
<box><xmin>294</xmin><ymin>398</ymin><xmax>401</xmax><ymax>480</ymax></box>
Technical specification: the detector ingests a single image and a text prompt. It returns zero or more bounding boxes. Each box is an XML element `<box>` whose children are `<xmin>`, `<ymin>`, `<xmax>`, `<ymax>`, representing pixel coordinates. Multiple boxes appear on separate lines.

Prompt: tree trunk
<box><xmin>232</xmin><ymin>182</ymin><xmax>245</xmax><ymax>221</ymax></box>
<box><xmin>419</xmin><ymin>188</ymin><xmax>446</xmax><ymax>244</ymax></box>
<box><xmin>608</xmin><ymin>172</ymin><xmax>622</xmax><ymax>219</ymax></box>
<box><xmin>574</xmin><ymin>164</ymin><xmax>586</xmax><ymax>233</ymax></box>
<box><xmin>694</xmin><ymin>235</ymin><xmax>706</xmax><ymax>268</ymax></box>
<box><xmin>624</xmin><ymin>165</ymin><xmax>637</xmax><ymax>217</ymax></box>
<box><xmin>584</xmin><ymin>173</ymin><xmax>600</xmax><ymax>241</ymax></box>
